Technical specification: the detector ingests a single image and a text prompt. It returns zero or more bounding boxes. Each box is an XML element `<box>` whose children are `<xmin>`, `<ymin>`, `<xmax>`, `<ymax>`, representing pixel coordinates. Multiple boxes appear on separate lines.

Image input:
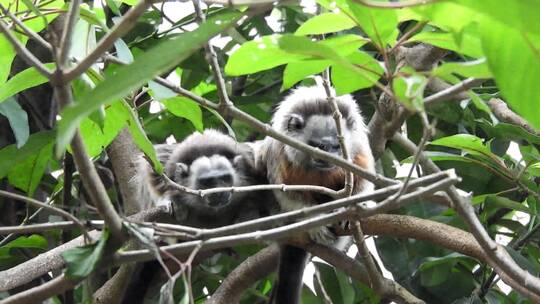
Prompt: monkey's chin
<box><xmin>204</xmin><ymin>192</ymin><xmax>232</xmax><ymax>208</ymax></box>
<box><xmin>311</xmin><ymin>159</ymin><xmax>336</xmax><ymax>171</ymax></box>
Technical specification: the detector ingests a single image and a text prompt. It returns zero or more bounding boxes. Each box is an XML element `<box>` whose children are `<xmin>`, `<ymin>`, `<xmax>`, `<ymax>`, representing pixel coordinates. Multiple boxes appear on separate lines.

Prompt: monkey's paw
<box><xmin>308</xmin><ymin>226</ymin><xmax>336</xmax><ymax>245</ymax></box>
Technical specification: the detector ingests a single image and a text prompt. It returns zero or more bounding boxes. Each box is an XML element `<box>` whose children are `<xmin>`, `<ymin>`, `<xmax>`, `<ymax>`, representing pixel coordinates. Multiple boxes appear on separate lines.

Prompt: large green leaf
<box><xmin>0</xmin><ymin>131</ymin><xmax>55</xmax><ymax>178</ymax></box>
<box><xmin>0</xmin><ymin>97</ymin><xmax>29</xmax><ymax>148</ymax></box>
<box><xmin>295</xmin><ymin>12</ymin><xmax>355</xmax><ymax>35</ymax></box>
<box><xmin>225</xmin><ymin>35</ymin><xmax>306</xmax><ymax>76</ymax></box>
<box><xmin>278</xmin><ymin>35</ymin><xmax>380</xmax><ymax>86</ymax></box>
<box><xmin>332</xmin><ymin>51</ymin><xmax>383</xmax><ymax>95</ymax></box>
<box><xmin>480</xmin><ymin>16</ymin><xmax>540</xmax><ymax>131</ymax></box>
<box><xmin>346</xmin><ymin>0</ymin><xmax>398</xmax><ymax>47</ymax></box>
<box><xmin>226</xmin><ymin>34</ymin><xmax>367</xmax><ymax>76</ymax></box>
<box><xmin>409</xmin><ymin>30</ymin><xmax>484</xmax><ymax>59</ymax></box>
<box><xmin>149</xmin><ymin>80</ymin><xmax>203</xmax><ymax>131</ymax></box>
<box><xmin>63</xmin><ymin>230</ymin><xmax>109</xmax><ymax>279</ymax></box>
<box><xmin>78</xmin><ymin>101</ymin><xmax>131</xmax><ymax>157</ymax></box>
<box><xmin>0</xmin><ymin>64</ymin><xmax>53</xmax><ymax>104</ymax></box>
<box><xmin>432</xmin><ymin>59</ymin><xmax>492</xmax><ymax>80</ymax></box>
<box><xmin>7</xmin><ymin>140</ymin><xmax>53</xmax><ymax>196</ymax></box>
<box><xmin>430</xmin><ymin>134</ymin><xmax>493</xmax><ymax>158</ymax></box>
<box><xmin>56</xmin><ymin>10</ymin><xmax>242</xmax><ymax>155</ymax></box>
<box><xmin>0</xmin><ymin>235</ymin><xmax>48</xmax><ymax>260</ymax></box>
<box><xmin>282</xmin><ymin>59</ymin><xmax>331</xmax><ymax>90</ymax></box>
<box><xmin>455</xmin><ymin>0</ymin><xmax>540</xmax><ymax>37</ymax></box>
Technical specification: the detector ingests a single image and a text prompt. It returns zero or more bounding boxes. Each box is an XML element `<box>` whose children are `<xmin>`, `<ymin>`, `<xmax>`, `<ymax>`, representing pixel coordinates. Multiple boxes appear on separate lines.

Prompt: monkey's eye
<box><xmin>174</xmin><ymin>163</ymin><xmax>189</xmax><ymax>180</ymax></box>
<box><xmin>287</xmin><ymin>114</ymin><xmax>305</xmax><ymax>131</ymax></box>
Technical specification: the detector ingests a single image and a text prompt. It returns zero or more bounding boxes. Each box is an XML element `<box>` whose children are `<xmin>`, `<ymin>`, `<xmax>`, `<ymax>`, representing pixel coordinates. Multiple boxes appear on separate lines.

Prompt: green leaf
<box><xmin>0</xmin><ymin>97</ymin><xmax>29</xmax><ymax>148</ymax></box>
<box><xmin>485</xmin><ymin>195</ymin><xmax>532</xmax><ymax>214</ymax></box>
<box><xmin>480</xmin><ymin>16</ymin><xmax>540</xmax><ymax>131</ymax></box>
<box><xmin>332</xmin><ymin>51</ymin><xmax>383</xmax><ymax>94</ymax></box>
<box><xmin>430</xmin><ymin>134</ymin><xmax>493</xmax><ymax>157</ymax></box>
<box><xmin>477</xmin><ymin>118</ymin><xmax>540</xmax><ymax>146</ymax></box>
<box><xmin>122</xmin><ymin>101</ymin><xmax>163</xmax><ymax>173</ymax></box>
<box><xmin>315</xmin><ymin>262</ymin><xmax>344</xmax><ymax>304</ymax></box>
<box><xmin>282</xmin><ymin>59</ymin><xmax>330</xmax><ymax>90</ymax></box>
<box><xmin>278</xmin><ymin>35</ymin><xmax>379</xmax><ymax>87</ymax></box>
<box><xmin>149</xmin><ymin>81</ymin><xmax>204</xmax><ymax>131</ymax></box>
<box><xmin>0</xmin><ymin>131</ymin><xmax>55</xmax><ymax>178</ymax></box>
<box><xmin>392</xmin><ymin>74</ymin><xmax>427</xmax><ymax>111</ymax></box>
<box><xmin>226</xmin><ymin>34</ymin><xmax>367</xmax><ymax>76</ymax></box>
<box><xmin>418</xmin><ymin>253</ymin><xmax>473</xmax><ymax>288</ymax></box>
<box><xmin>295</xmin><ymin>12</ymin><xmax>355</xmax><ymax>35</ymax></box>
<box><xmin>63</xmin><ymin>230</ymin><xmax>109</xmax><ymax>279</ymax></box>
<box><xmin>0</xmin><ymin>64</ymin><xmax>53</xmax><ymax>104</ymax></box>
<box><xmin>226</xmin><ymin>34</ymin><xmax>307</xmax><ymax>76</ymax></box>
<box><xmin>0</xmin><ymin>235</ymin><xmax>47</xmax><ymax>259</ymax></box>
<box><xmin>56</xmin><ymin>10</ymin><xmax>242</xmax><ymax>155</ymax></box>
<box><xmin>347</xmin><ymin>0</ymin><xmax>398</xmax><ymax>47</ymax></box>
<box><xmin>162</xmin><ymin>97</ymin><xmax>203</xmax><ymax>131</ymax></box>
<box><xmin>7</xmin><ymin>140</ymin><xmax>53</xmax><ymax>196</ymax></box>
<box><xmin>0</xmin><ymin>34</ymin><xmax>23</xmax><ymax>84</ymax></box>
<box><xmin>78</xmin><ymin>101</ymin><xmax>131</xmax><ymax>157</ymax></box>
<box><xmin>433</xmin><ymin>58</ymin><xmax>492</xmax><ymax>80</ymax></box>
<box><xmin>409</xmin><ymin>30</ymin><xmax>484</xmax><ymax>58</ymax></box>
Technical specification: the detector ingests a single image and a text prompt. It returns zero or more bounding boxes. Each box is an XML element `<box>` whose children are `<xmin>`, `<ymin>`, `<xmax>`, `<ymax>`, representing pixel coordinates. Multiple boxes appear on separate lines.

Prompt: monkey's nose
<box><xmin>205</xmin><ymin>192</ymin><xmax>232</xmax><ymax>207</ymax></box>
<box><xmin>309</xmin><ymin>137</ymin><xmax>340</xmax><ymax>154</ymax></box>
<box><xmin>198</xmin><ymin>171</ymin><xmax>233</xmax><ymax>188</ymax></box>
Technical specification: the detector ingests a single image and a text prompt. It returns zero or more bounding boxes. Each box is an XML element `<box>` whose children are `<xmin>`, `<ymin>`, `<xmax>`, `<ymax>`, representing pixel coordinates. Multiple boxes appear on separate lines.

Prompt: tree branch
<box><xmin>0</xmin><ymin>206</ymin><xmax>169</xmax><ymax>292</ymax></box>
<box><xmin>0</xmin><ymin>190</ymin><xmax>89</xmax><ymax>239</ymax></box>
<box><xmin>63</xmin><ymin>0</ymin><xmax>152</xmax><ymax>81</ymax></box>
<box><xmin>305</xmin><ymin>243</ymin><xmax>425</xmax><ymax>303</ymax></box>
<box><xmin>0</xmin><ymin>16</ymin><xmax>52</xmax><ymax>77</ymax></box>
<box><xmin>392</xmin><ymin>132</ymin><xmax>540</xmax><ymax>300</ymax></box>
<box><xmin>487</xmin><ymin>98</ymin><xmax>538</xmax><ymax>134</ymax></box>
<box><xmin>207</xmin><ymin>245</ymin><xmax>280</xmax><ymax>304</ymax></box>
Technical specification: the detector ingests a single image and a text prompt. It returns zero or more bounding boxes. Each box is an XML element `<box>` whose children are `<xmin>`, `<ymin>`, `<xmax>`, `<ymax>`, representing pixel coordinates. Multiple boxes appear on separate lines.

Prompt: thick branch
<box><xmin>392</xmin><ymin>133</ymin><xmax>540</xmax><ymax>299</ymax></box>
<box><xmin>305</xmin><ymin>243</ymin><xmax>424</xmax><ymax>303</ymax></box>
<box><xmin>0</xmin><ymin>274</ymin><xmax>80</xmax><ymax>304</ymax></box>
<box><xmin>207</xmin><ymin>245</ymin><xmax>280</xmax><ymax>304</ymax></box>
<box><xmin>0</xmin><ymin>206</ymin><xmax>169</xmax><ymax>292</ymax></box>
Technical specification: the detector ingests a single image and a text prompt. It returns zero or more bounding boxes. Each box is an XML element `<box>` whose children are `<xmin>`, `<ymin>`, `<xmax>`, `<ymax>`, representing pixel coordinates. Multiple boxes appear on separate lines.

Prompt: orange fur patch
<box><xmin>280</xmin><ymin>152</ymin><xmax>369</xmax><ymax>202</ymax></box>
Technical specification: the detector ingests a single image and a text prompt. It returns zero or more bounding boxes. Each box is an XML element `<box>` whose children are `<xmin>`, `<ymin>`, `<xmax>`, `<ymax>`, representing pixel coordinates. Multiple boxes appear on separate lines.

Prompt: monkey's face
<box><xmin>172</xmin><ymin>155</ymin><xmax>239</xmax><ymax>208</ymax></box>
<box><xmin>284</xmin><ymin>114</ymin><xmax>351</xmax><ymax>171</ymax></box>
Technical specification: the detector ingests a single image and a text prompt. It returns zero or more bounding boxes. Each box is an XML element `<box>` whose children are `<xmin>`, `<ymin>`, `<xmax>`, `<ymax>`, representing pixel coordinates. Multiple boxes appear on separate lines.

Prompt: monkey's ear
<box><xmin>287</xmin><ymin>114</ymin><xmax>305</xmax><ymax>132</ymax></box>
<box><xmin>235</xmin><ymin>143</ymin><xmax>255</xmax><ymax>168</ymax></box>
<box><xmin>173</xmin><ymin>163</ymin><xmax>189</xmax><ymax>181</ymax></box>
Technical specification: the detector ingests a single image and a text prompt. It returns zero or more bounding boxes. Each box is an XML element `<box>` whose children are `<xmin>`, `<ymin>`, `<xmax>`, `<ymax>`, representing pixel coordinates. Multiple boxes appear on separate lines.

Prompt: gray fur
<box><xmin>136</xmin><ymin>129</ymin><xmax>278</xmax><ymax>228</ymax></box>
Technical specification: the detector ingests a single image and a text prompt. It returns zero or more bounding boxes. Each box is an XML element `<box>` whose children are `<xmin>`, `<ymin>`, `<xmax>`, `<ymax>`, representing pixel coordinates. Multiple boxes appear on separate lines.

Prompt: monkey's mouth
<box><xmin>311</xmin><ymin>158</ymin><xmax>336</xmax><ymax>171</ymax></box>
<box><xmin>204</xmin><ymin>192</ymin><xmax>232</xmax><ymax>207</ymax></box>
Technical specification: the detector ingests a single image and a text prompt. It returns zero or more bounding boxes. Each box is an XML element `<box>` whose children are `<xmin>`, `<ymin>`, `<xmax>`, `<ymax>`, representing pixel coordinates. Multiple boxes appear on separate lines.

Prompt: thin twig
<box><xmin>321</xmin><ymin>70</ymin><xmax>354</xmax><ymax>197</ymax></box>
<box><xmin>0</xmin><ymin>190</ymin><xmax>89</xmax><ymax>241</ymax></box>
<box><xmin>392</xmin><ymin>132</ymin><xmax>540</xmax><ymax>299</ymax></box>
<box><xmin>112</xmin><ymin>173</ymin><xmax>457</xmax><ymax>265</ymax></box>
<box><xmin>352</xmin><ymin>221</ymin><xmax>385</xmax><ymax>294</ymax></box>
<box><xmin>192</xmin><ymin>0</ymin><xmax>233</xmax><ymax>113</ymax></box>
<box><xmin>424</xmin><ymin>78</ymin><xmax>484</xmax><ymax>106</ymax></box>
<box><xmin>63</xmin><ymin>0</ymin><xmax>152</xmax><ymax>81</ymax></box>
<box><xmin>0</xmin><ymin>3</ymin><xmax>52</xmax><ymax>51</ymax></box>
<box><xmin>162</xmin><ymin>173</ymin><xmax>339</xmax><ymax>198</ymax></box>
<box><xmin>58</xmin><ymin>0</ymin><xmax>81</xmax><ymax>65</ymax></box>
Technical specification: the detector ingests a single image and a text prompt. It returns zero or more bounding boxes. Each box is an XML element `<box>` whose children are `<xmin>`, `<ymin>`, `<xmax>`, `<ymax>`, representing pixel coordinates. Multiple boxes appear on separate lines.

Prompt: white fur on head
<box><xmin>270</xmin><ymin>85</ymin><xmax>372</xmax><ymax>171</ymax></box>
